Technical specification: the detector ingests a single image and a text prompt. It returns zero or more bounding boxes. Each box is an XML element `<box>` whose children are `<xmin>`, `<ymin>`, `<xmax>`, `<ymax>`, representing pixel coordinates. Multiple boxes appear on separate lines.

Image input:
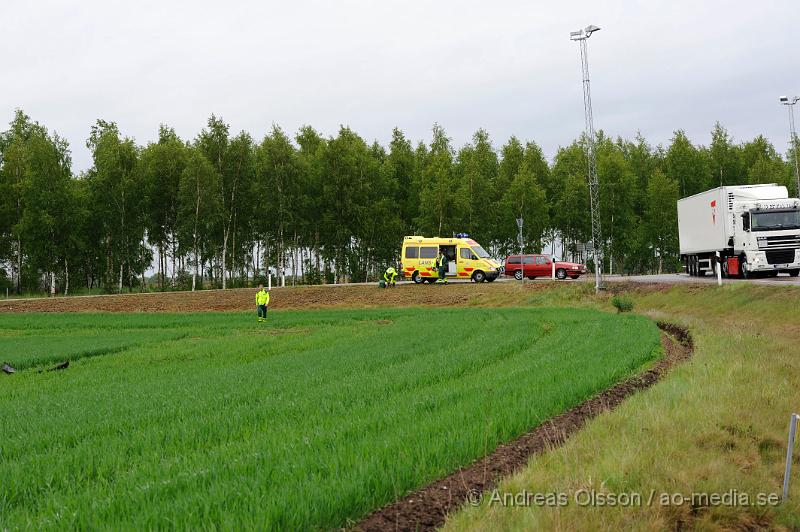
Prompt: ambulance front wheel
<box><xmin>472</xmin><ymin>271</ymin><xmax>486</xmax><ymax>283</ymax></box>
<box><xmin>412</xmin><ymin>271</ymin><xmax>424</xmax><ymax>284</ymax></box>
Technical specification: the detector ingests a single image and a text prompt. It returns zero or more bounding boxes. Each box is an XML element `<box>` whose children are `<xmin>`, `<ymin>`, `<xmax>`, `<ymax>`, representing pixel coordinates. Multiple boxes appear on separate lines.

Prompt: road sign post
<box><xmin>784</xmin><ymin>413</ymin><xmax>799</xmax><ymax>501</ymax></box>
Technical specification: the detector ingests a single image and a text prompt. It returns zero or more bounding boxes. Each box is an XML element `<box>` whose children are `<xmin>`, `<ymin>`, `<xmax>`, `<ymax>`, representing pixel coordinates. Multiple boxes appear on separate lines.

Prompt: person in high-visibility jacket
<box><xmin>256</xmin><ymin>284</ymin><xmax>270</xmax><ymax>322</ymax></box>
<box><xmin>384</xmin><ymin>267</ymin><xmax>398</xmax><ymax>287</ymax></box>
<box><xmin>435</xmin><ymin>250</ymin><xmax>448</xmax><ymax>284</ymax></box>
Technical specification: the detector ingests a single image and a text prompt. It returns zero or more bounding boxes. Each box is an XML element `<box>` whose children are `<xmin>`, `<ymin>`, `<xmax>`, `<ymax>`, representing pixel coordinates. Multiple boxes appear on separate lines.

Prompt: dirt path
<box><xmin>355</xmin><ymin>322</ymin><xmax>693</xmax><ymax>532</ymax></box>
<box><xmin>0</xmin><ymin>283</ymin><xmax>557</xmax><ymax>312</ymax></box>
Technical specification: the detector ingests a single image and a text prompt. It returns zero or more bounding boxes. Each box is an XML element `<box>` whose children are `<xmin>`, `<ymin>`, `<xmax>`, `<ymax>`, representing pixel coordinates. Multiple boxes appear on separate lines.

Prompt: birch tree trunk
<box><xmin>64</xmin><ymin>258</ymin><xmax>69</xmax><ymax>296</ymax></box>
<box><xmin>192</xmin><ymin>181</ymin><xmax>200</xmax><ymax>291</ymax></box>
<box><xmin>221</xmin><ymin>231</ymin><xmax>229</xmax><ymax>289</ymax></box>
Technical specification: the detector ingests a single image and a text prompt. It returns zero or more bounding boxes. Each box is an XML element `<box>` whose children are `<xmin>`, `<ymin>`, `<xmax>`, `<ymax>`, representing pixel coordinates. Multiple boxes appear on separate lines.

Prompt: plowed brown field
<box><xmin>0</xmin><ymin>282</ymin><xmax>570</xmax><ymax>313</ymax></box>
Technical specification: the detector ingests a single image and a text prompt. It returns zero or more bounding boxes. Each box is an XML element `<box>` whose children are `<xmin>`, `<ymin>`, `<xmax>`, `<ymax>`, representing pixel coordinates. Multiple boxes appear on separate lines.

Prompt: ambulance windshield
<box><xmin>471</xmin><ymin>245</ymin><xmax>490</xmax><ymax>258</ymax></box>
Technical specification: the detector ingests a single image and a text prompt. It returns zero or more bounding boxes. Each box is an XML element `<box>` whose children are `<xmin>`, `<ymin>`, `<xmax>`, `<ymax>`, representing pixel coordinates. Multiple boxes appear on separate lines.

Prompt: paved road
<box><xmin>603</xmin><ymin>272</ymin><xmax>800</xmax><ymax>286</ymax></box>
<box><xmin>495</xmin><ymin>272</ymin><xmax>800</xmax><ymax>286</ymax></box>
<box><xmin>406</xmin><ymin>272</ymin><xmax>800</xmax><ymax>286</ymax></box>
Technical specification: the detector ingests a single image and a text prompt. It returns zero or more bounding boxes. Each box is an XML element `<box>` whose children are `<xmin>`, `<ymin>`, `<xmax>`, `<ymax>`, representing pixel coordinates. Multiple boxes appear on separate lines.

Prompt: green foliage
<box><xmin>1</xmin><ymin>108</ymin><xmax>798</xmax><ymax>293</ymax></box>
<box><xmin>643</xmin><ymin>170</ymin><xmax>680</xmax><ymax>273</ymax></box>
<box><xmin>0</xmin><ymin>307</ymin><xmax>660</xmax><ymax>529</ymax></box>
<box><xmin>665</xmin><ymin>129</ymin><xmax>711</xmax><ymax>197</ymax></box>
<box><xmin>610</xmin><ymin>294</ymin><xmax>634</xmax><ymax>313</ymax></box>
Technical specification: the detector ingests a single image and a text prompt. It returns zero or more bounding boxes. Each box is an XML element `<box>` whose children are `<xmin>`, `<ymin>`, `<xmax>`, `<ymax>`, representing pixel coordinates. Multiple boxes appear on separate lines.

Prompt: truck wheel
<box><xmin>789</xmin><ymin>269</ymin><xmax>800</xmax><ymax>277</ymax></box>
<box><xmin>514</xmin><ymin>270</ymin><xmax>523</xmax><ymax>280</ymax></box>
<box><xmin>556</xmin><ymin>268</ymin><xmax>567</xmax><ymax>280</ymax></box>
<box><xmin>472</xmin><ymin>271</ymin><xmax>486</xmax><ymax>283</ymax></box>
<box><xmin>412</xmin><ymin>271</ymin><xmax>423</xmax><ymax>284</ymax></box>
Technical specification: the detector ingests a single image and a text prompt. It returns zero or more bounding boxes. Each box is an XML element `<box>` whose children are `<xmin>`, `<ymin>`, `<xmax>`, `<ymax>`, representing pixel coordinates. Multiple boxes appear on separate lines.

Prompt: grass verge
<box><xmin>445</xmin><ymin>283</ymin><xmax>800</xmax><ymax>531</ymax></box>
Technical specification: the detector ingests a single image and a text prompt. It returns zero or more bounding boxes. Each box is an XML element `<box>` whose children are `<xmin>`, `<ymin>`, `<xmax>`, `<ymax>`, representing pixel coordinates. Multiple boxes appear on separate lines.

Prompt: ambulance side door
<box><xmin>459</xmin><ymin>246</ymin><xmax>477</xmax><ymax>278</ymax></box>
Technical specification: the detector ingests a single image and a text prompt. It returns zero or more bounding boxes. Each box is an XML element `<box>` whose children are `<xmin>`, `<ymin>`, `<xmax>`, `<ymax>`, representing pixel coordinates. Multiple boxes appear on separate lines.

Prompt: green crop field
<box><xmin>0</xmin><ymin>307</ymin><xmax>660</xmax><ymax>530</ymax></box>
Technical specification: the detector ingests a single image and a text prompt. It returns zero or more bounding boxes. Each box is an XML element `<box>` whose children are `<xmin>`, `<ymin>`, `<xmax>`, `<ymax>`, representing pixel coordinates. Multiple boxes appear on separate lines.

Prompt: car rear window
<box><xmin>405</xmin><ymin>246</ymin><xmax>419</xmax><ymax>259</ymax></box>
<box><xmin>420</xmin><ymin>246</ymin><xmax>438</xmax><ymax>259</ymax></box>
<box><xmin>506</xmin><ymin>256</ymin><xmax>520</xmax><ymax>264</ymax></box>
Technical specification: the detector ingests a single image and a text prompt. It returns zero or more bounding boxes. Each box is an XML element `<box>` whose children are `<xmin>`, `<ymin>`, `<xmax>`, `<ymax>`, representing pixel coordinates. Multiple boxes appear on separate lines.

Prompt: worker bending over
<box><xmin>384</xmin><ymin>267</ymin><xmax>398</xmax><ymax>287</ymax></box>
<box><xmin>256</xmin><ymin>284</ymin><xmax>270</xmax><ymax>322</ymax></box>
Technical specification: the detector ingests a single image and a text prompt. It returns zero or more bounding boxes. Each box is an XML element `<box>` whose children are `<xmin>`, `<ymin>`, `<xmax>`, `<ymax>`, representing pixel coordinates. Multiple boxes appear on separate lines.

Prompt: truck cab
<box><xmin>735</xmin><ymin>199</ymin><xmax>800</xmax><ymax>276</ymax></box>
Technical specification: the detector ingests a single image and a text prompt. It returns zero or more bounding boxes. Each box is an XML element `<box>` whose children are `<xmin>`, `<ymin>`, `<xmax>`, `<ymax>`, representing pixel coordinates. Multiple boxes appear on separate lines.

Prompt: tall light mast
<box><xmin>570</xmin><ymin>25</ymin><xmax>603</xmax><ymax>292</ymax></box>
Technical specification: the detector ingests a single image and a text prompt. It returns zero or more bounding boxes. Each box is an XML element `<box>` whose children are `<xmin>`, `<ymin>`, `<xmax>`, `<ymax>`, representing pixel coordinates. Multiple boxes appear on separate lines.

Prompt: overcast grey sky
<box><xmin>2</xmin><ymin>0</ymin><xmax>798</xmax><ymax>172</ymax></box>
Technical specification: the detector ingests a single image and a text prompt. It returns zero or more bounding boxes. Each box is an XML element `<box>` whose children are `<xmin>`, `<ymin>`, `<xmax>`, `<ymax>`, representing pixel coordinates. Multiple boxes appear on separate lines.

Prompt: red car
<box><xmin>503</xmin><ymin>254</ymin><xmax>588</xmax><ymax>280</ymax></box>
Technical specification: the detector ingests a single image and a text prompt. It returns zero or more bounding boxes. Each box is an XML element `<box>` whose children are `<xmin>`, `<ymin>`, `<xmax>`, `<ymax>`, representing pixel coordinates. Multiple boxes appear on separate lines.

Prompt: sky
<box><xmin>2</xmin><ymin>0</ymin><xmax>798</xmax><ymax>172</ymax></box>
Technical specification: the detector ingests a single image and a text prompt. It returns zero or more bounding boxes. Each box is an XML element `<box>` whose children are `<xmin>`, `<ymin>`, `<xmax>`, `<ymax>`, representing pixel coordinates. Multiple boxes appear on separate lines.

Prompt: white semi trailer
<box><xmin>677</xmin><ymin>184</ymin><xmax>800</xmax><ymax>278</ymax></box>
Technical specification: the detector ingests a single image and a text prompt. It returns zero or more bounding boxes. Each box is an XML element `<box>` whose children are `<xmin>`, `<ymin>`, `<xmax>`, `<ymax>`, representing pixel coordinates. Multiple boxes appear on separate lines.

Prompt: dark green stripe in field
<box><xmin>0</xmin><ymin>308</ymin><xmax>660</xmax><ymax>530</ymax></box>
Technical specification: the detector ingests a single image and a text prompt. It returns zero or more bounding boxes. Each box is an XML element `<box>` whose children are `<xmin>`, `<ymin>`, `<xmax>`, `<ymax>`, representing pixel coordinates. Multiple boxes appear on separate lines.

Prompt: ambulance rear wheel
<box><xmin>472</xmin><ymin>271</ymin><xmax>486</xmax><ymax>283</ymax></box>
<box><xmin>412</xmin><ymin>271</ymin><xmax>423</xmax><ymax>284</ymax></box>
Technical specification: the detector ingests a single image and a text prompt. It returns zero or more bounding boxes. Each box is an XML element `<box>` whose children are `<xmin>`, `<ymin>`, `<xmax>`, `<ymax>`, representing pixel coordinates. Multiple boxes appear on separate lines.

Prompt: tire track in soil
<box><xmin>354</xmin><ymin>322</ymin><xmax>693</xmax><ymax>532</ymax></box>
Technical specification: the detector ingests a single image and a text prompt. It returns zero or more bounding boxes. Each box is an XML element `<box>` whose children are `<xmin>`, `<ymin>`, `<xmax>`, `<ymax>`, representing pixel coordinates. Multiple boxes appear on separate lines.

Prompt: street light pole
<box><xmin>780</xmin><ymin>96</ymin><xmax>800</xmax><ymax>197</ymax></box>
<box><xmin>570</xmin><ymin>25</ymin><xmax>603</xmax><ymax>293</ymax></box>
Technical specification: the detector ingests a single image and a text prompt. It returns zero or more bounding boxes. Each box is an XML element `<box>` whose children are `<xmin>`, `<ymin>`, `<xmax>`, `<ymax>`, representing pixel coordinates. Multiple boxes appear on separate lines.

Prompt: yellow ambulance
<box><xmin>400</xmin><ymin>235</ymin><xmax>502</xmax><ymax>283</ymax></box>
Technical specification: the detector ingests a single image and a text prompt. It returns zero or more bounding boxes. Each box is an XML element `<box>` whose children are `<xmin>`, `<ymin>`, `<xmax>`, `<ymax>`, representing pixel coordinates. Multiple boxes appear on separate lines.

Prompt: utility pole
<box><xmin>516</xmin><ymin>217</ymin><xmax>524</xmax><ymax>282</ymax></box>
<box><xmin>570</xmin><ymin>25</ymin><xmax>603</xmax><ymax>293</ymax></box>
<box><xmin>779</xmin><ymin>96</ymin><xmax>800</xmax><ymax>197</ymax></box>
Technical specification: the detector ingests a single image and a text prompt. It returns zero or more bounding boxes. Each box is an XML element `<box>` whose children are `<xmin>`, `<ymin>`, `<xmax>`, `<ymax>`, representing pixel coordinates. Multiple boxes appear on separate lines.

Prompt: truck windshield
<box><xmin>471</xmin><ymin>245</ymin><xmax>490</xmax><ymax>258</ymax></box>
<box><xmin>751</xmin><ymin>210</ymin><xmax>800</xmax><ymax>231</ymax></box>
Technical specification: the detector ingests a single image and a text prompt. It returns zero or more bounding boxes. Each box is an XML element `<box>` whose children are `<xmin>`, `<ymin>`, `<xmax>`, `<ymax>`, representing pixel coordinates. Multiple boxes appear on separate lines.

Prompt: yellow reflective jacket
<box><xmin>256</xmin><ymin>289</ymin><xmax>270</xmax><ymax>306</ymax></box>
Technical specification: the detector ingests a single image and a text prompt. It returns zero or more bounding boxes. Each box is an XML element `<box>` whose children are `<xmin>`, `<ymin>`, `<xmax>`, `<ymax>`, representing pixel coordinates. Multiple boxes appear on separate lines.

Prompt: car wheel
<box><xmin>556</xmin><ymin>268</ymin><xmax>567</xmax><ymax>280</ymax></box>
<box><xmin>527</xmin><ymin>276</ymin><xmax>536</xmax><ymax>280</ymax></box>
<box><xmin>513</xmin><ymin>270</ymin><xmax>523</xmax><ymax>280</ymax></box>
<box><xmin>569</xmin><ymin>275</ymin><xmax>579</xmax><ymax>279</ymax></box>
<box><xmin>473</xmin><ymin>271</ymin><xmax>486</xmax><ymax>283</ymax></box>
<box><xmin>412</xmin><ymin>271</ymin><xmax>423</xmax><ymax>284</ymax></box>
